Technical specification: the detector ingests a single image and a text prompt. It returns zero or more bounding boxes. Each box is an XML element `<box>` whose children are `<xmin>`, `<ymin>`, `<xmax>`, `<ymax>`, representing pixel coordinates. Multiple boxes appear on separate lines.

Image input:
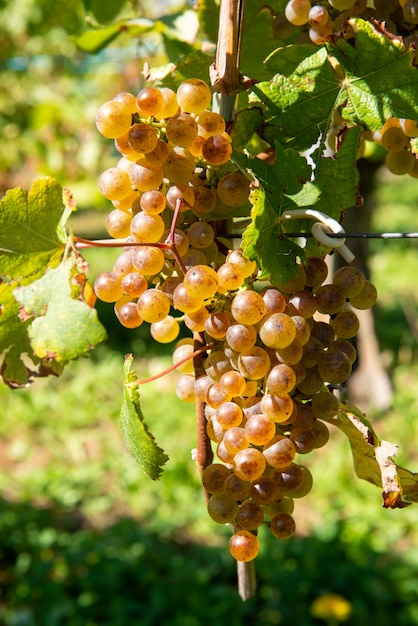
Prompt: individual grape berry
<box><xmin>121</xmin><ymin>272</ymin><xmax>148</xmax><ymax>298</ymax></box>
<box><xmin>317</xmin><ymin>350</ymin><xmax>352</xmax><ymax>385</ymax></box>
<box><xmin>260</xmin><ymin>393</ymin><xmax>294</xmax><ymax>423</ymax></box>
<box><xmin>285</xmin><ymin>0</ymin><xmax>311</xmax><ymax>26</ymax></box>
<box><xmin>166</xmin><ymin>113</ymin><xmax>198</xmax><ymax>147</ymax></box>
<box><xmin>217</xmin><ymin>172</ymin><xmax>251</xmax><ymax>207</ymax></box>
<box><xmin>129</xmin><ymin>159</ymin><xmax>164</xmax><ymax>192</ymax></box>
<box><xmin>330</xmin><ymin>310</ymin><xmax>360</xmax><ymax>339</ymax></box>
<box><xmin>329</xmin><ymin>339</ymin><xmax>357</xmax><ymax>364</ymax></box>
<box><xmin>231</xmin><ymin>290</ymin><xmax>266</xmax><ymax>325</ymax></box>
<box><xmin>162</xmin><ymin>146</ymin><xmax>196</xmax><ymax>184</ymax></box>
<box><xmin>290</xmin><ymin>465</ymin><xmax>314</xmax><ymax>497</ymax></box>
<box><xmin>204</xmin><ymin>350</ymin><xmax>233</xmax><ymax>380</ymax></box>
<box><xmin>224</xmin><ymin>473</ymin><xmax>251</xmax><ymax>500</ymax></box>
<box><xmin>385</xmin><ymin>149</ymin><xmax>415</xmax><ymax>175</ymax></box>
<box><xmin>136</xmin><ymin>86</ymin><xmax>165</xmax><ymax>118</ymax></box>
<box><xmin>113</xmin><ymin>91</ymin><xmax>138</xmax><ymax>115</ymax></box>
<box><xmin>128</xmin><ymin>123</ymin><xmax>159</xmax><ymax>154</ymax></box>
<box><xmin>329</xmin><ymin>0</ymin><xmax>355</xmax><ymax>8</ymax></box>
<box><xmin>184</xmin><ymin>307</ymin><xmax>210</xmax><ymax>332</ymax></box>
<box><xmin>259</xmin><ymin>313</ymin><xmax>296</xmax><ymax>350</ymax></box>
<box><xmin>192</xmin><ymin>185</ymin><xmax>217</xmax><ymax>216</ymax></box>
<box><xmin>106</xmin><ymin>209</ymin><xmax>132</xmax><ymax>239</ymax></box>
<box><xmin>296</xmin><ymin>365</ymin><xmax>323</xmax><ymax>396</ymax></box>
<box><xmin>315</xmin><ymin>284</ymin><xmax>346</xmax><ymax>315</ymax></box>
<box><xmin>207</xmin><ymin>493</ymin><xmax>239</xmax><ymax>524</ymax></box>
<box><xmin>262</xmin><ymin>287</ymin><xmax>287</xmax><ymax>315</ymax></box>
<box><xmin>172</xmin><ymin>341</ymin><xmax>195</xmax><ymax>374</ymax></box>
<box><xmin>223</xmin><ymin>427</ymin><xmax>250</xmax><ymax>455</ymax></box>
<box><xmin>197</xmin><ymin>110</ymin><xmax>226</xmax><ymax>137</ymax></box>
<box><xmin>233</xmin><ymin>448</ymin><xmax>267</xmax><ymax>481</ymax></box>
<box><xmin>216</xmin><ymin>402</ymin><xmax>243</xmax><ymax>429</ymax></box>
<box><xmin>263</xmin><ymin>435</ymin><xmax>296</xmax><ymax>469</ymax></box>
<box><xmin>201</xmin><ymin>463</ymin><xmax>230</xmax><ymax>494</ymax></box>
<box><xmin>183</xmin><ymin>264</ymin><xmax>219</xmax><ymax>299</ymax></box>
<box><xmin>225</xmin><ymin>323</ymin><xmax>257</xmax><ymax>352</ymax></box>
<box><xmin>269</xmin><ymin>513</ymin><xmax>296</xmax><ymax>540</ymax></box>
<box><xmin>244</xmin><ymin>413</ymin><xmax>276</xmax><ymax>446</ymax></box>
<box><xmin>217</xmin><ymin>262</ymin><xmax>245</xmax><ymax>291</ymax></box>
<box><xmin>202</xmin><ymin>134</ymin><xmax>232</xmax><ymax>165</ymax></box>
<box><xmin>288</xmin><ymin>290</ymin><xmax>317</xmax><ymax>318</ymax></box>
<box><xmin>94</xmin><ymin>272</ymin><xmax>123</xmax><ymax>303</ymax></box>
<box><xmin>289</xmin><ymin>427</ymin><xmax>316</xmax><ymax>454</ymax></box>
<box><xmin>266</xmin><ymin>364</ymin><xmax>297</xmax><ymax>395</ymax></box>
<box><xmin>349</xmin><ymin>280</ymin><xmax>378</xmax><ymax>309</ymax></box>
<box><xmin>176</xmin><ymin>78</ymin><xmax>212</xmax><ymax>114</ymax></box>
<box><xmin>304</xmin><ymin>256</ymin><xmax>328</xmax><ymax>287</ymax></box>
<box><xmin>187</xmin><ymin>221</ymin><xmax>215</xmax><ymax>249</ymax></box>
<box><xmin>308</xmin><ymin>4</ymin><xmax>329</xmax><ymax>24</ymax></box>
<box><xmin>272</xmin><ymin>463</ymin><xmax>304</xmax><ymax>492</ymax></box>
<box><xmin>217</xmin><ymin>440</ymin><xmax>236</xmax><ymax>463</ymax></box>
<box><xmin>311</xmin><ymin>420</ymin><xmax>330</xmax><ymax>449</ymax></box>
<box><xmin>220</xmin><ymin>370</ymin><xmax>247</xmax><ymax>397</ymax></box>
<box><xmin>311</xmin><ymin>389</ymin><xmax>340</xmax><ymax>419</ymax></box>
<box><xmin>150</xmin><ymin>316</ymin><xmax>180</xmax><ymax>343</ymax></box>
<box><xmin>175</xmin><ymin>374</ymin><xmax>196</xmax><ymax>402</ymax></box>
<box><xmin>238</xmin><ymin>346</ymin><xmax>271</xmax><ymax>380</ymax></box>
<box><xmin>332</xmin><ymin>265</ymin><xmax>365</xmax><ymax>298</ymax></box>
<box><xmin>137</xmin><ymin>289</ymin><xmax>171</xmax><ymax>323</ymax></box>
<box><xmin>381</xmin><ymin>126</ymin><xmax>409</xmax><ymax>152</ymax></box>
<box><xmin>130</xmin><ymin>211</ymin><xmax>165</xmax><ymax>243</ymax></box>
<box><xmin>166</xmin><ymin>184</ymin><xmax>195</xmax><ymax>212</ymax></box>
<box><xmin>309</xmin><ymin>23</ymin><xmax>333</xmax><ymax>45</ymax></box>
<box><xmin>155</xmin><ymin>87</ymin><xmax>179</xmax><ymax>120</ymax></box>
<box><xmin>250</xmin><ymin>476</ymin><xmax>281</xmax><ymax>505</ymax></box>
<box><xmin>205</xmin><ymin>312</ymin><xmax>232</xmax><ymax>339</ymax></box>
<box><xmin>229</xmin><ymin>530</ymin><xmax>260</xmax><ymax>562</ymax></box>
<box><xmin>96</xmin><ymin>100</ymin><xmax>133</xmax><ymax>138</ymax></box>
<box><xmin>131</xmin><ymin>246</ymin><xmax>165</xmax><ymax>276</ymax></box>
<box><xmin>115</xmin><ymin>301</ymin><xmax>143</xmax><ymax>329</ymax></box>
<box><xmin>236</xmin><ymin>502</ymin><xmax>265</xmax><ymax>530</ymax></box>
<box><xmin>99</xmin><ymin>168</ymin><xmax>133</xmax><ymax>201</ymax></box>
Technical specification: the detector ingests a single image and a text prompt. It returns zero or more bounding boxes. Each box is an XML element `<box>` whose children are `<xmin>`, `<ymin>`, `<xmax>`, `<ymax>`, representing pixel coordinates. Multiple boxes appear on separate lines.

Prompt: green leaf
<box><xmin>152</xmin><ymin>50</ymin><xmax>214</xmax><ymax>89</ymax></box>
<box><xmin>14</xmin><ymin>257</ymin><xmax>107</xmax><ymax>362</ymax></box>
<box><xmin>0</xmin><ymin>177</ymin><xmax>66</xmax><ymax>281</ymax></box>
<box><xmin>82</xmin><ymin>0</ymin><xmax>126</xmax><ymax>24</ymax></box>
<box><xmin>120</xmin><ymin>355</ymin><xmax>169</xmax><ymax>480</ymax></box>
<box><xmin>325</xmin><ymin>405</ymin><xmax>418</xmax><ymax>507</ymax></box>
<box><xmin>197</xmin><ymin>0</ymin><xmax>219</xmax><ymax>43</ymax></box>
<box><xmin>73</xmin><ymin>24</ymin><xmax>125</xmax><ymax>54</ymax></box>
<box><xmin>0</xmin><ymin>179</ymin><xmax>105</xmax><ymax>387</ymax></box>
<box><xmin>241</xmin><ymin>186</ymin><xmax>305</xmax><ymax>284</ymax></box>
<box><xmin>231</xmin><ymin>107</ymin><xmax>264</xmax><ymax>151</ymax></box>
<box><xmin>254</xmin><ymin>19</ymin><xmax>418</xmax><ymax>152</ymax></box>
<box><xmin>331</xmin><ymin>19</ymin><xmax>418</xmax><ymax>130</ymax></box>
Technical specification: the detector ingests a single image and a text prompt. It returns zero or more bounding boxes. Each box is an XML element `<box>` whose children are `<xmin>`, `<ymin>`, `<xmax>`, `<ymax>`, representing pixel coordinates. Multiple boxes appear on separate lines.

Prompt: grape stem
<box><xmin>128</xmin><ymin>342</ymin><xmax>216</xmax><ymax>387</ymax></box>
<box><xmin>193</xmin><ymin>331</ymin><xmax>214</xmax><ymax>504</ymax></box>
<box><xmin>73</xmin><ymin>197</ymin><xmax>188</xmax><ymax>275</ymax></box>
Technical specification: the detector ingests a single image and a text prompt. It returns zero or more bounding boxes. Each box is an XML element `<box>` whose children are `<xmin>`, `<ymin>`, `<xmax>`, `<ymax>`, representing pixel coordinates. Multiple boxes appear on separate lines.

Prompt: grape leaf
<box><xmin>325</xmin><ymin>405</ymin><xmax>418</xmax><ymax>507</ymax></box>
<box><xmin>120</xmin><ymin>355</ymin><xmax>169</xmax><ymax>480</ymax></box>
<box><xmin>14</xmin><ymin>256</ymin><xmax>107</xmax><ymax>362</ymax></box>
<box><xmin>230</xmin><ymin>107</ymin><xmax>264</xmax><ymax>151</ymax></box>
<box><xmin>241</xmin><ymin>186</ymin><xmax>305</xmax><ymax>285</ymax></box>
<box><xmin>239</xmin><ymin>144</ymin><xmax>311</xmax><ymax>283</ymax></box>
<box><xmin>254</xmin><ymin>19</ymin><xmax>418</xmax><ymax>153</ymax></box>
<box><xmin>0</xmin><ymin>178</ymin><xmax>105</xmax><ymax>387</ymax></box>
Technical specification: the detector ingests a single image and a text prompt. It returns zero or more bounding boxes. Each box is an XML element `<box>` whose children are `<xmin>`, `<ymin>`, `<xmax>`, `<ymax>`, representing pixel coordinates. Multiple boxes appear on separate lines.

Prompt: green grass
<box><xmin>2</xmin><ymin>168</ymin><xmax>418</xmax><ymax>624</ymax></box>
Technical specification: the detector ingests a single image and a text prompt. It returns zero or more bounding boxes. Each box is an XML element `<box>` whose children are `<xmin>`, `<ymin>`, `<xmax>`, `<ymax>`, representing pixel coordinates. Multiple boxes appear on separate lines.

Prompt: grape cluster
<box><xmin>175</xmin><ymin>259</ymin><xmax>377</xmax><ymax>562</ymax></box>
<box><xmin>92</xmin><ymin>78</ymin><xmax>378</xmax><ymax>565</ymax></box>
<box><xmin>93</xmin><ymin>79</ymin><xmax>251</xmax><ymax>336</ymax></box>
<box><xmin>281</xmin><ymin>0</ymin><xmax>418</xmax><ymax>46</ymax></box>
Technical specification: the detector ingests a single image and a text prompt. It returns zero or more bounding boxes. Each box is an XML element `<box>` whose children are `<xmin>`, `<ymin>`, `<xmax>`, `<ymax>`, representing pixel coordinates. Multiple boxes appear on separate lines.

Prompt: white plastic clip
<box><xmin>281</xmin><ymin>208</ymin><xmax>355</xmax><ymax>263</ymax></box>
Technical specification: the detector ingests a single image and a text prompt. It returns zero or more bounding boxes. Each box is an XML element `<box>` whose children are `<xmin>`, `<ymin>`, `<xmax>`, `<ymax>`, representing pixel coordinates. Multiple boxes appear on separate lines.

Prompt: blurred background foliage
<box><xmin>2</xmin><ymin>0</ymin><xmax>418</xmax><ymax>624</ymax></box>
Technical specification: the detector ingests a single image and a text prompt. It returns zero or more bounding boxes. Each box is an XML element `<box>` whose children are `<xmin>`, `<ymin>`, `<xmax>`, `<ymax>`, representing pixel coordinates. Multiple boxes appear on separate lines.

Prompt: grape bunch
<box><xmin>174</xmin><ymin>258</ymin><xmax>377</xmax><ymax>563</ymax></box>
<box><xmin>366</xmin><ymin>117</ymin><xmax>418</xmax><ymax>177</ymax></box>
<box><xmin>280</xmin><ymin>0</ymin><xmax>418</xmax><ymax>46</ymax></box>
<box><xmin>92</xmin><ymin>78</ymin><xmax>378</xmax><ymax>565</ymax></box>
<box><xmin>93</xmin><ymin>79</ymin><xmax>251</xmax><ymax>337</ymax></box>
